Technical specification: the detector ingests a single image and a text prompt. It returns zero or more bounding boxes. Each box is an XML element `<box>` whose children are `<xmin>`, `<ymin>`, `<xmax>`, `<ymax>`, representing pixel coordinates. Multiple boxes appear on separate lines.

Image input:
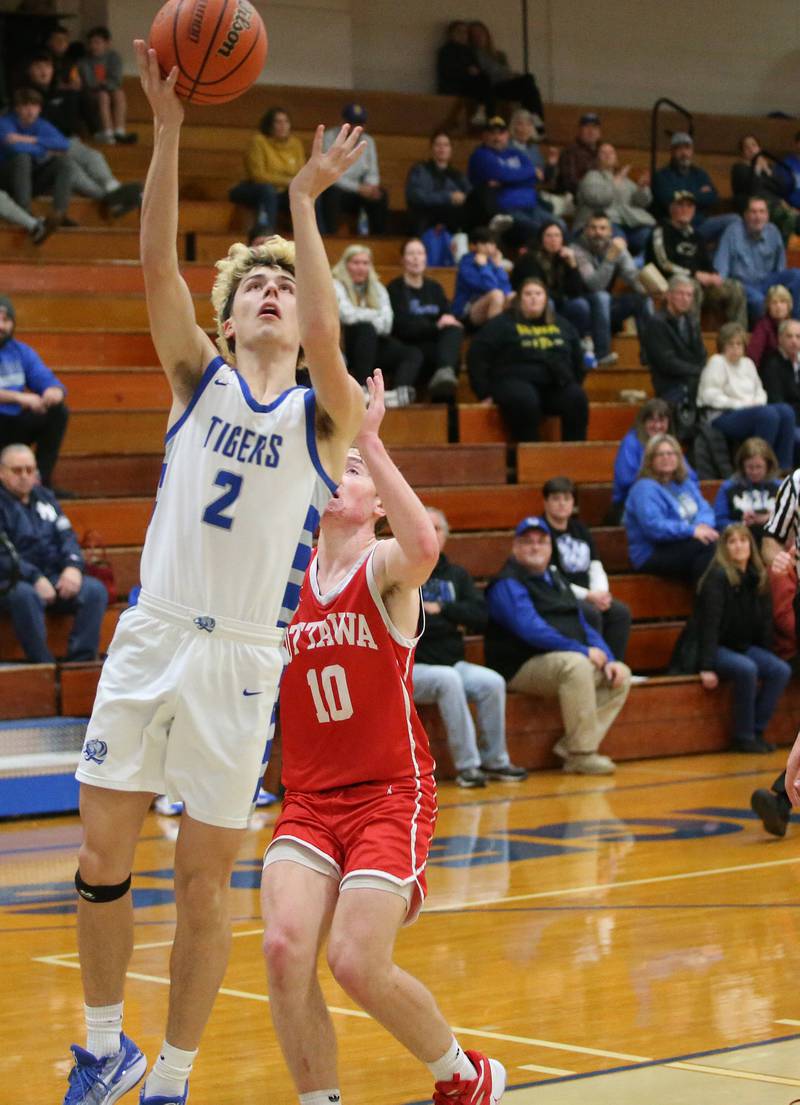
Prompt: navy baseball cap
<box><xmin>342</xmin><ymin>103</ymin><xmax>367</xmax><ymax>125</ymax></box>
<box><xmin>514</xmin><ymin>515</ymin><xmax>550</xmax><ymax>537</ymax></box>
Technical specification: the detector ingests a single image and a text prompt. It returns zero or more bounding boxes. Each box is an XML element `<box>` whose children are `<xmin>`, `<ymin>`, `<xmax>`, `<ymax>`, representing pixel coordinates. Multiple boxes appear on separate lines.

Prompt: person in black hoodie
<box><xmin>467</xmin><ymin>276</ymin><xmax>588</xmax><ymax>441</ymax></box>
<box><xmin>412</xmin><ymin>506</ymin><xmax>525</xmax><ymax>788</ymax></box>
<box><xmin>695</xmin><ymin>522</ymin><xmax>790</xmax><ymax>752</ymax></box>
<box><xmin>387</xmin><ymin>238</ymin><xmax>463</xmax><ymax>402</ymax></box>
<box><xmin>760</xmin><ymin>317</ymin><xmax>800</xmax><ymax>432</ymax></box>
<box><xmin>642</xmin><ymin>274</ymin><xmax>707</xmax><ymax>404</ymax></box>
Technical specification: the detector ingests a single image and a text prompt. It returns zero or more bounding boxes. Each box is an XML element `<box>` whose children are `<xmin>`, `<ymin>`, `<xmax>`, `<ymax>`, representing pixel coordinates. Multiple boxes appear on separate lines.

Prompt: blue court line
<box><xmin>0</xmin><ymin>833</ymin><xmax>165</xmax><ymax>858</ymax></box>
<box><xmin>3</xmin><ymin>913</ymin><xmax>261</xmax><ymax>938</ymax></box>
<box><xmin>401</xmin><ymin>1029</ymin><xmax>800</xmax><ymax>1104</ymax></box>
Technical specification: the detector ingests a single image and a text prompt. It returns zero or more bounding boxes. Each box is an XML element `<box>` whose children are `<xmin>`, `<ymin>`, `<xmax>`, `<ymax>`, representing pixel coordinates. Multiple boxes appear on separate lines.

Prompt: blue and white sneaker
<box><xmin>63</xmin><ymin>1034</ymin><xmax>146</xmax><ymax>1104</ymax></box>
<box><xmin>153</xmin><ymin>795</ymin><xmax>183</xmax><ymax>817</ymax></box>
<box><xmin>139</xmin><ymin>1082</ymin><xmax>189</xmax><ymax>1104</ymax></box>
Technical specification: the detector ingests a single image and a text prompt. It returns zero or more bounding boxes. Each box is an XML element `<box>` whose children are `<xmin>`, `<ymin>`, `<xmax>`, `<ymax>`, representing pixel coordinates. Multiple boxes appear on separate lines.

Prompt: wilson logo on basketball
<box><xmin>188</xmin><ymin>0</ymin><xmax>208</xmax><ymax>43</ymax></box>
<box><xmin>217</xmin><ymin>2</ymin><xmax>254</xmax><ymax>58</ymax></box>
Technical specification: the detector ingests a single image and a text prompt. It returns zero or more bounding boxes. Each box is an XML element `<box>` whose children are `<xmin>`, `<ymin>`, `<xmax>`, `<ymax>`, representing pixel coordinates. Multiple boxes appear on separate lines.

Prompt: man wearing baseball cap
<box><xmin>320</xmin><ymin>103</ymin><xmax>388</xmax><ymax>234</ymax></box>
<box><xmin>556</xmin><ymin>111</ymin><xmax>602</xmax><ymax>196</ymax></box>
<box><xmin>652</xmin><ymin>132</ymin><xmax>737</xmax><ymax>243</ymax></box>
<box><xmin>484</xmin><ymin>515</ymin><xmax>631</xmax><ymax>774</ymax></box>
<box><xmin>467</xmin><ymin>115</ymin><xmax>551</xmax><ymax>233</ymax></box>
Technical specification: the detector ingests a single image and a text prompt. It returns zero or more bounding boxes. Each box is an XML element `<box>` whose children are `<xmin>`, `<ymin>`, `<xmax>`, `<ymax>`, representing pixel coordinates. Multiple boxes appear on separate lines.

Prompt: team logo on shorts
<box><xmin>83</xmin><ymin>739</ymin><xmax>108</xmax><ymax>765</ymax></box>
<box><xmin>194</xmin><ymin>615</ymin><xmax>216</xmax><ymax>633</ymax></box>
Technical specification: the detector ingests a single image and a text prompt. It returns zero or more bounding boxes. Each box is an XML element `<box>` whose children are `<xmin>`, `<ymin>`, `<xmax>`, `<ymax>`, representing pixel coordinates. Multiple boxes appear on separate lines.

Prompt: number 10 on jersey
<box><xmin>306</xmin><ymin>665</ymin><xmax>354</xmax><ymax>722</ymax></box>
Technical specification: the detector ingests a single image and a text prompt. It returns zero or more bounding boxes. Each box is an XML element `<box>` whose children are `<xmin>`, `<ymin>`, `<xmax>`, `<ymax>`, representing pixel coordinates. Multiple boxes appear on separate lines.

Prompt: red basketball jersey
<box><xmin>280</xmin><ymin>545</ymin><xmax>435</xmax><ymax>792</ymax></box>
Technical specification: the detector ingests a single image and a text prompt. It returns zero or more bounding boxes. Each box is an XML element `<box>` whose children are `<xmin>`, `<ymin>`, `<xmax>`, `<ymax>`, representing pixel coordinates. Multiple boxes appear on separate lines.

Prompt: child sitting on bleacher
<box><xmin>713</xmin><ymin>437</ymin><xmax>781</xmax><ymax>544</ymax></box>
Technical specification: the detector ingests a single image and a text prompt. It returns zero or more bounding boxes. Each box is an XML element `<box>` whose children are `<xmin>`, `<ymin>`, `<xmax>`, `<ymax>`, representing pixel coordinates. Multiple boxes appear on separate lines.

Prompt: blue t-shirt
<box><xmin>0</xmin><ymin>338</ymin><xmax>65</xmax><ymax>416</ymax></box>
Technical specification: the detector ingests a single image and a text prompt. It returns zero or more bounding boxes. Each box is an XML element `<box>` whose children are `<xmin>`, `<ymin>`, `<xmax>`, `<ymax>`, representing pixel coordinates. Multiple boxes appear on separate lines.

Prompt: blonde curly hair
<box><xmin>210</xmin><ymin>236</ymin><xmax>296</xmax><ymax>362</ymax></box>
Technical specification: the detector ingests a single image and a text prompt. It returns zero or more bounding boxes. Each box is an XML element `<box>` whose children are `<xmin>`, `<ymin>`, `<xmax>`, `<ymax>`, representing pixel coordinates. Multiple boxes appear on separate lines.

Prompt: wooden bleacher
<box><xmin>3</xmin><ymin>85</ymin><xmax>800</xmax><ymax>774</ymax></box>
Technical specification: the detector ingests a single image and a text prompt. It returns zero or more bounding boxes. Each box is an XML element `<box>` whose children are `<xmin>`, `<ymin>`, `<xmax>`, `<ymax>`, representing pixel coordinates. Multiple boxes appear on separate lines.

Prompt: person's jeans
<box><xmin>714</xmin><ymin>644</ymin><xmax>791</xmax><ymax>743</ymax></box>
<box><xmin>0</xmin><ymin>575</ymin><xmax>108</xmax><ymax>663</ymax></box>
<box><xmin>621</xmin><ymin>224</ymin><xmax>652</xmax><ymax>256</ymax></box>
<box><xmin>228</xmin><ymin>180</ymin><xmax>287</xmax><ymax>231</ymax></box>
<box><xmin>0</xmin><ymin>152</ymin><xmax>76</xmax><ymax>214</ymax></box>
<box><xmin>559</xmin><ymin>291</ymin><xmax>645</xmax><ymax>358</ymax></box>
<box><xmin>712</xmin><ymin>404</ymin><xmax>796</xmax><ymax>469</ymax></box>
<box><xmin>413</xmin><ymin>660</ymin><xmax>509</xmax><ymax>772</ymax></box>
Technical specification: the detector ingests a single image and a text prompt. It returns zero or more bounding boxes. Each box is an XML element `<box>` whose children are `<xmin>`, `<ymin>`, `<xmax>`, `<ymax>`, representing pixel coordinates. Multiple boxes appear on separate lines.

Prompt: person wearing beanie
<box><xmin>320</xmin><ymin>103</ymin><xmax>388</xmax><ymax>234</ymax></box>
<box><xmin>0</xmin><ymin>295</ymin><xmax>69</xmax><ymax>488</ymax></box>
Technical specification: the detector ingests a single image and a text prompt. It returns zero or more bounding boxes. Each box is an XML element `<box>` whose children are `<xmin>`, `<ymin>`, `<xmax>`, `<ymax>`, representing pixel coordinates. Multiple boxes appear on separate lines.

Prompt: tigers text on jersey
<box><xmin>280</xmin><ymin>545</ymin><xmax>435</xmax><ymax>791</ymax></box>
<box><xmin>139</xmin><ymin>356</ymin><xmax>336</xmax><ymax>627</ymax></box>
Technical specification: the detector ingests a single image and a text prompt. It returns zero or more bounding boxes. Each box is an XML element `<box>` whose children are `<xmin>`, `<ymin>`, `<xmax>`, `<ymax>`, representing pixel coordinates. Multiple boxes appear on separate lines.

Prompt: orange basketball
<box><xmin>148</xmin><ymin>0</ymin><xmax>267</xmax><ymax>105</ymax></box>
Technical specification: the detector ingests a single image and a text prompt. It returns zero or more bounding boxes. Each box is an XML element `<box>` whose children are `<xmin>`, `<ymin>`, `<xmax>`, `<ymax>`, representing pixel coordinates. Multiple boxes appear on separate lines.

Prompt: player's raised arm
<box><xmin>134</xmin><ymin>40</ymin><xmax>216</xmax><ymax>406</ymax></box>
<box><xmin>289</xmin><ymin>124</ymin><xmax>366</xmax><ymax>442</ymax></box>
<box><xmin>358</xmin><ymin>371</ymin><xmax>439</xmax><ymax>591</ymax></box>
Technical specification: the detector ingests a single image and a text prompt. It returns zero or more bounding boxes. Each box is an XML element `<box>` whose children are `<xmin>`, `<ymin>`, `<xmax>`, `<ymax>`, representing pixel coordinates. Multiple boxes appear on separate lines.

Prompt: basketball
<box><xmin>148</xmin><ymin>0</ymin><xmax>268</xmax><ymax>105</ymax></box>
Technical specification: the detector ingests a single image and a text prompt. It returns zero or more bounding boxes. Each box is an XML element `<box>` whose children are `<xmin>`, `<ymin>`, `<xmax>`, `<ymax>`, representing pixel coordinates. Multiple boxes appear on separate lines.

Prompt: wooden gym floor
<box><xmin>3</xmin><ymin>750</ymin><xmax>800</xmax><ymax>1103</ymax></box>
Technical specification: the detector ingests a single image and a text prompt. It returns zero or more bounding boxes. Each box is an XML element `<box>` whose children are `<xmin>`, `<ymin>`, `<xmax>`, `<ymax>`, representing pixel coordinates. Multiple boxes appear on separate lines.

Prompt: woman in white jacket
<box><xmin>697</xmin><ymin>322</ymin><xmax>795</xmax><ymax>469</ymax></box>
<box><xmin>331</xmin><ymin>244</ymin><xmax>422</xmax><ymax>406</ymax></box>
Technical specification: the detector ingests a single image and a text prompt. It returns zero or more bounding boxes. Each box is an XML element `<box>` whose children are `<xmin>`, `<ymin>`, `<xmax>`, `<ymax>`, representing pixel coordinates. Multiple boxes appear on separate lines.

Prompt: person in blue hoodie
<box><xmin>451</xmin><ymin>225</ymin><xmax>512</xmax><ymax>326</ymax></box>
<box><xmin>467</xmin><ymin>116</ymin><xmax>553</xmax><ymax>235</ymax></box>
<box><xmin>713</xmin><ymin>436</ymin><xmax>780</xmax><ymax>542</ymax></box>
<box><xmin>610</xmin><ymin>398</ymin><xmax>698</xmax><ymax>522</ymax></box>
<box><xmin>624</xmin><ymin>432</ymin><xmax>718</xmax><ymax>580</ymax></box>
<box><xmin>0</xmin><ymin>87</ymin><xmax>76</xmax><ymax>225</ymax></box>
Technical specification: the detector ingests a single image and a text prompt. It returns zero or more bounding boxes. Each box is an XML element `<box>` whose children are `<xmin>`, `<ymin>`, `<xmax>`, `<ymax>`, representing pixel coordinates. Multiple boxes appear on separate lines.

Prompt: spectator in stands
<box><xmin>508</xmin><ymin>109</ymin><xmax>546</xmax><ymax>178</ymax></box>
<box><xmin>0</xmin><ymin>88</ymin><xmax>76</xmax><ymax>229</ymax></box>
<box><xmin>510</xmin><ymin>221</ymin><xmax>589</xmax><ymax>342</ymax></box>
<box><xmin>611</xmin><ymin>398</ymin><xmax>699</xmax><ymax>522</ymax></box>
<box><xmin>0</xmin><ymin>443</ymin><xmax>107</xmax><ymax>663</ymax></box>
<box><xmin>435</xmin><ymin>20</ymin><xmax>493</xmax><ymax>127</ymax></box>
<box><xmin>228</xmin><ymin>107</ymin><xmax>305</xmax><ymax>237</ymax></box>
<box><xmin>22</xmin><ymin>52</ymin><xmax>141</xmax><ymax>219</ymax></box>
<box><xmin>467</xmin><ymin>276</ymin><xmax>588</xmax><ymax>442</ymax></box>
<box><xmin>572</xmin><ymin>213</ymin><xmax>650</xmax><ymax>365</ymax></box>
<box><xmin>694</xmin><ymin>523</ymin><xmax>790</xmax><ymax>753</ymax></box>
<box><xmin>467</xmin><ymin>116</ymin><xmax>550</xmax><ymax>234</ymax></box>
<box><xmin>624</xmin><ymin>433</ymin><xmax>718</xmax><ymax>580</ymax></box>
<box><xmin>0</xmin><ymin>296</ymin><xmax>68</xmax><ymax>489</ymax></box>
<box><xmin>0</xmin><ymin>185</ymin><xmax>57</xmax><ymax>242</ymax></box>
<box><xmin>760</xmin><ymin>319</ymin><xmax>800</xmax><ymax>446</ymax></box>
<box><xmin>77</xmin><ymin>26</ymin><xmax>135</xmax><ymax>145</ymax></box>
<box><xmin>748</xmin><ymin>284</ymin><xmax>793</xmax><ymax>369</ymax></box>
<box><xmin>331</xmin><ymin>244</ymin><xmax>421</xmax><ymax>406</ymax></box>
<box><xmin>731</xmin><ymin>134</ymin><xmax>798</xmax><ymax>242</ymax></box>
<box><xmin>651</xmin><ymin>132</ymin><xmax>736</xmax><ymax>243</ymax></box>
<box><xmin>556</xmin><ymin>112</ymin><xmax>601</xmax><ymax>197</ymax></box>
<box><xmin>43</xmin><ymin>24</ymin><xmax>82</xmax><ymax>102</ymax></box>
<box><xmin>574</xmin><ymin>141</ymin><xmax>655</xmax><ymax>256</ymax></box>
<box><xmin>713</xmin><ymin>437</ymin><xmax>781</xmax><ymax>541</ymax></box>
<box><xmin>697</xmin><ymin>322</ymin><xmax>795</xmax><ymax>469</ymax></box>
<box><xmin>467</xmin><ymin>21</ymin><xmax>544</xmax><ymax>129</ymax></box>
<box><xmin>321</xmin><ymin>104</ymin><xmax>388</xmax><ymax>235</ymax></box>
<box><xmin>645</xmin><ymin>190</ymin><xmax>748</xmax><ymax>329</ymax></box>
<box><xmin>485</xmin><ymin>515</ymin><xmax>631</xmax><ymax>775</ymax></box>
<box><xmin>642</xmin><ymin>275</ymin><xmax>707</xmax><ymax>405</ymax></box>
<box><xmin>714</xmin><ymin>197</ymin><xmax>800</xmax><ymax>323</ymax></box>
<box><xmin>405</xmin><ymin>130</ymin><xmax>474</xmax><ymax>235</ymax></box>
<box><xmin>387</xmin><ymin>238</ymin><xmax>463</xmax><ymax>402</ymax></box>
<box><xmin>451</xmin><ymin>225</ymin><xmax>512</xmax><ymax>326</ymax></box>
<box><xmin>24</xmin><ymin>48</ymin><xmax>81</xmax><ymax>136</ymax></box>
<box><xmin>413</xmin><ymin>506</ymin><xmax>527</xmax><ymax>788</ymax></box>
<box><xmin>542</xmin><ymin>476</ymin><xmax>632</xmax><ymax>660</ymax></box>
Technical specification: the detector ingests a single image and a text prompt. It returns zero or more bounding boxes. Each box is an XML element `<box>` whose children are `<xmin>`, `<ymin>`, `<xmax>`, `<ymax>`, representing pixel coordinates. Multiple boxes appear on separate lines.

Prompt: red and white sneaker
<box><xmin>433</xmin><ymin>1050</ymin><xmax>506</xmax><ymax>1104</ymax></box>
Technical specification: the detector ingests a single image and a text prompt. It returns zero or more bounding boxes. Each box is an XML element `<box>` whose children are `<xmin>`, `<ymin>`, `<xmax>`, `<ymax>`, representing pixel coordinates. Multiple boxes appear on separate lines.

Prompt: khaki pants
<box><xmin>509</xmin><ymin>652</ymin><xmax>631</xmax><ymax>755</ymax></box>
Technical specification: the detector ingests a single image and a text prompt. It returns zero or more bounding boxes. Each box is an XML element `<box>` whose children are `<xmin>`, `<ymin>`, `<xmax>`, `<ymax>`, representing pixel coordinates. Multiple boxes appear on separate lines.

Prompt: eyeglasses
<box><xmin>5</xmin><ymin>465</ymin><xmax>35</xmax><ymax>474</ymax></box>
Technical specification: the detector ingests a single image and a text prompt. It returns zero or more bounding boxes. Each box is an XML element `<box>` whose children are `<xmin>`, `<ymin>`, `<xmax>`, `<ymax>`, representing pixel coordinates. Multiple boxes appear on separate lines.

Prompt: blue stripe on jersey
<box><xmin>235</xmin><ymin>374</ymin><xmax>305</xmax><ymax>413</ymax></box>
<box><xmin>304</xmin><ymin>389</ymin><xmax>338</xmax><ymax>495</ymax></box>
<box><xmin>276</xmin><ymin>502</ymin><xmax>320</xmax><ymax>627</ymax></box>
<box><xmin>164</xmin><ymin>355</ymin><xmax>225</xmax><ymax>444</ymax></box>
<box><xmin>252</xmin><ymin>700</ymin><xmax>280</xmax><ymax>803</ymax></box>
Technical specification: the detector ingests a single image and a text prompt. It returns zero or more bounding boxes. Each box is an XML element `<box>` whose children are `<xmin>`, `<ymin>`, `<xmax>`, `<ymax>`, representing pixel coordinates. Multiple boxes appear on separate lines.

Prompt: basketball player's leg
<box><xmin>261</xmin><ymin>856</ymin><xmax>340</xmax><ymax>1092</ymax></box>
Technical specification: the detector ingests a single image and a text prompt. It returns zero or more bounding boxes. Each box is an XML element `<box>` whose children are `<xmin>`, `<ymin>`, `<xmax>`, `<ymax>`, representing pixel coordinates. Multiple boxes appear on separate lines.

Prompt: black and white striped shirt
<box><xmin>764</xmin><ymin>469</ymin><xmax>800</xmax><ymax>554</ymax></box>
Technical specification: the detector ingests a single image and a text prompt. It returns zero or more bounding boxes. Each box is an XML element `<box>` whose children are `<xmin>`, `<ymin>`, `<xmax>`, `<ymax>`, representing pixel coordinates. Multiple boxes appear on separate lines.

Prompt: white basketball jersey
<box><xmin>139</xmin><ymin>356</ymin><xmax>336</xmax><ymax>628</ymax></box>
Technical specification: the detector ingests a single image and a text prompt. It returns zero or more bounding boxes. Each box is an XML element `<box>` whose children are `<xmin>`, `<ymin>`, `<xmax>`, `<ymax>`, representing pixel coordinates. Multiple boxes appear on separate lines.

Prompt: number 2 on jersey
<box><xmin>306</xmin><ymin>665</ymin><xmax>354</xmax><ymax>722</ymax></box>
<box><xmin>202</xmin><ymin>470</ymin><xmax>243</xmax><ymax>530</ymax></box>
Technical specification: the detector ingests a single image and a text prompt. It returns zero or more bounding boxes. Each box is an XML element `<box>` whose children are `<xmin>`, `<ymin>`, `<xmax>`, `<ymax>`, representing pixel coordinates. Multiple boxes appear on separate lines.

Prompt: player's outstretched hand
<box><xmin>357</xmin><ymin>369</ymin><xmax>386</xmax><ymax>443</ymax></box>
<box><xmin>134</xmin><ymin>39</ymin><xmax>184</xmax><ymax>127</ymax></box>
<box><xmin>785</xmin><ymin>730</ymin><xmax>800</xmax><ymax>807</ymax></box>
<box><xmin>290</xmin><ymin>124</ymin><xmax>366</xmax><ymax>202</ymax></box>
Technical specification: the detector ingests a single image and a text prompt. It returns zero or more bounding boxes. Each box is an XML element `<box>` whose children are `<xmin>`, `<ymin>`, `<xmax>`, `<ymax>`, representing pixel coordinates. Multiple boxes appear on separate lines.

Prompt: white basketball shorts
<box><xmin>76</xmin><ymin>589</ymin><xmax>285</xmax><ymax>829</ymax></box>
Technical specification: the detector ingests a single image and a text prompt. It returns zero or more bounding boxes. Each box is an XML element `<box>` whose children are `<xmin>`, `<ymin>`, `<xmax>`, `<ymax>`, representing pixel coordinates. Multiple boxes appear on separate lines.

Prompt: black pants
<box><xmin>492</xmin><ymin>74</ymin><xmax>544</xmax><ymax>120</ymax></box>
<box><xmin>640</xmin><ymin>537</ymin><xmax>716</xmax><ymax>583</ymax></box>
<box><xmin>0</xmin><ymin>403</ymin><xmax>69</xmax><ymax>486</ymax></box>
<box><xmin>415</xmin><ymin>326</ymin><xmax>464</xmax><ymax>382</ymax></box>
<box><xmin>319</xmin><ymin>186</ymin><xmax>388</xmax><ymax>235</ymax></box>
<box><xmin>580</xmin><ymin>597</ymin><xmax>633</xmax><ymax>662</ymax></box>
<box><xmin>407</xmin><ymin>193</ymin><xmax>485</xmax><ymax>235</ymax></box>
<box><xmin>342</xmin><ymin>323</ymin><xmax>423</xmax><ymax>387</ymax></box>
<box><xmin>0</xmin><ymin>153</ymin><xmax>75</xmax><ymax>215</ymax></box>
<box><xmin>491</xmin><ymin>376</ymin><xmax>588</xmax><ymax>442</ymax></box>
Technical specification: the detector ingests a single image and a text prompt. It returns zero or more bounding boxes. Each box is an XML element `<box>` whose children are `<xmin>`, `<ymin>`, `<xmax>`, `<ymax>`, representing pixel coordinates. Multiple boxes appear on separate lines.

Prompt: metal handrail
<box><xmin>650</xmin><ymin>98</ymin><xmax>694</xmax><ymax>180</ymax></box>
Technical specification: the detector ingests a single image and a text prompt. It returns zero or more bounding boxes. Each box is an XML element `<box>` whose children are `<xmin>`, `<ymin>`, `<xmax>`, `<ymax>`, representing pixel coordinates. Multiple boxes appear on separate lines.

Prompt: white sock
<box><xmin>144</xmin><ymin>1040</ymin><xmax>197</xmax><ymax>1097</ymax></box>
<box><xmin>427</xmin><ymin>1037</ymin><xmax>477</xmax><ymax>1082</ymax></box>
<box><xmin>299</xmin><ymin>1092</ymin><xmax>341</xmax><ymax>1105</ymax></box>
<box><xmin>104</xmin><ymin>178</ymin><xmax>122</xmax><ymax>193</ymax></box>
<box><xmin>85</xmin><ymin>1001</ymin><xmax>123</xmax><ymax>1058</ymax></box>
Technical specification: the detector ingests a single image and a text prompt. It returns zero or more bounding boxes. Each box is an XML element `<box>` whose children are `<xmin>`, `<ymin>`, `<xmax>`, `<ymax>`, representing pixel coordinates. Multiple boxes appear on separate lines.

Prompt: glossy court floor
<box><xmin>4</xmin><ymin>751</ymin><xmax>800</xmax><ymax>1104</ymax></box>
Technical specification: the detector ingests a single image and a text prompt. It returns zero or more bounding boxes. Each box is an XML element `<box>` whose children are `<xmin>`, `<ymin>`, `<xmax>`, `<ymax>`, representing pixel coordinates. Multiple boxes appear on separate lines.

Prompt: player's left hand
<box><xmin>290</xmin><ymin>124</ymin><xmax>366</xmax><ymax>202</ymax></box>
<box><xmin>356</xmin><ymin>369</ymin><xmax>386</xmax><ymax>442</ymax></box>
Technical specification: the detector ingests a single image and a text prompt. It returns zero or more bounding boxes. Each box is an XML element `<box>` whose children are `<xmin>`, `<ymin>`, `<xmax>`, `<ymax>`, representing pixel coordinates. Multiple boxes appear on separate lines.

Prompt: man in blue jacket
<box><xmin>652</xmin><ymin>133</ymin><xmax>736</xmax><ymax>244</ymax></box>
<box><xmin>485</xmin><ymin>516</ymin><xmax>631</xmax><ymax>774</ymax></box>
<box><xmin>0</xmin><ymin>295</ymin><xmax>68</xmax><ymax>488</ymax></box>
<box><xmin>0</xmin><ymin>443</ymin><xmax>107</xmax><ymax>662</ymax></box>
<box><xmin>467</xmin><ymin>116</ymin><xmax>552</xmax><ymax>234</ymax></box>
<box><xmin>0</xmin><ymin>87</ymin><xmax>76</xmax><ymax>225</ymax></box>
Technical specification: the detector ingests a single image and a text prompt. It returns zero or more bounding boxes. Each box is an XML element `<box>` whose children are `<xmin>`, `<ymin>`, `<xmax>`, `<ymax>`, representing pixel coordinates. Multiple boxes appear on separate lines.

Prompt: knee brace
<box><xmin>75</xmin><ymin>869</ymin><xmax>131</xmax><ymax>903</ymax></box>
